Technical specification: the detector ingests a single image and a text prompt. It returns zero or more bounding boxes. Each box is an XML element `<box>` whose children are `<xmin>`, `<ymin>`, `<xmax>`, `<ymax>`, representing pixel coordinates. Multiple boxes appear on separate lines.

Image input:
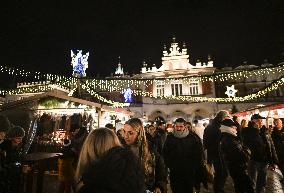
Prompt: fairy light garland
<box><xmin>1</xmin><ymin>63</ymin><xmax>284</xmax><ymax>93</ymax></box>
<box><xmin>1</xmin><ymin>63</ymin><xmax>284</xmax><ymax>104</ymax></box>
<box><xmin>0</xmin><ymin>65</ymin><xmax>76</xmax><ymax>87</ymax></box>
<box><xmin>81</xmin><ymin>83</ymin><xmax>130</xmax><ymax>108</ymax></box>
<box><xmin>132</xmin><ymin>75</ymin><xmax>284</xmax><ymax>102</ymax></box>
<box><xmin>1</xmin><ymin>73</ymin><xmax>284</xmax><ymax>104</ymax></box>
<box><xmin>0</xmin><ymin>85</ymin><xmax>52</xmax><ymax>96</ymax></box>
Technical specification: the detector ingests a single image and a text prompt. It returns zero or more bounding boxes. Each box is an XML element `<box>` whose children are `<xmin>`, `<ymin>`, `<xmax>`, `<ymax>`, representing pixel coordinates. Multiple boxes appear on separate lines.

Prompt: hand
<box><xmin>154</xmin><ymin>187</ymin><xmax>161</xmax><ymax>193</ymax></box>
<box><xmin>268</xmin><ymin>164</ymin><xmax>276</xmax><ymax>171</ymax></box>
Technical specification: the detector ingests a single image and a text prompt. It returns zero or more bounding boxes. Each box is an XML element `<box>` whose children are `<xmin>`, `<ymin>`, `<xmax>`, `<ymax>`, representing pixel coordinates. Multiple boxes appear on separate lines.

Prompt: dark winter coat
<box><xmin>203</xmin><ymin>118</ymin><xmax>222</xmax><ymax>162</ymax></box>
<box><xmin>156</xmin><ymin>128</ymin><xmax>167</xmax><ymax>147</ymax></box>
<box><xmin>271</xmin><ymin>128</ymin><xmax>284</xmax><ymax>162</ymax></box>
<box><xmin>122</xmin><ymin>140</ymin><xmax>167</xmax><ymax>193</ymax></box>
<box><xmin>163</xmin><ymin>131</ymin><xmax>207</xmax><ymax>188</ymax></box>
<box><xmin>145</xmin><ymin>146</ymin><xmax>167</xmax><ymax>193</ymax></box>
<box><xmin>58</xmin><ymin>145</ymin><xmax>76</xmax><ymax>182</ymax></box>
<box><xmin>242</xmin><ymin>125</ymin><xmax>278</xmax><ymax>164</ymax></box>
<box><xmin>220</xmin><ymin>132</ymin><xmax>250</xmax><ymax>172</ymax></box>
<box><xmin>146</xmin><ymin>132</ymin><xmax>163</xmax><ymax>155</ymax></box>
<box><xmin>77</xmin><ymin>146</ymin><xmax>146</xmax><ymax>193</ymax></box>
<box><xmin>0</xmin><ymin>140</ymin><xmax>23</xmax><ymax>193</ymax></box>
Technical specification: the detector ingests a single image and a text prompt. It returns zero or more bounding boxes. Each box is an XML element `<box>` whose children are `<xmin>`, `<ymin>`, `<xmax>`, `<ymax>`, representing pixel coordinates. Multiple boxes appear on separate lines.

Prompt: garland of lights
<box><xmin>0</xmin><ymin>64</ymin><xmax>76</xmax><ymax>87</ymax></box>
<box><xmin>81</xmin><ymin>64</ymin><xmax>284</xmax><ymax>93</ymax></box>
<box><xmin>1</xmin><ymin>63</ymin><xmax>284</xmax><ymax>104</ymax></box>
<box><xmin>1</xmin><ymin>74</ymin><xmax>284</xmax><ymax>104</ymax></box>
<box><xmin>132</xmin><ymin>76</ymin><xmax>284</xmax><ymax>102</ymax></box>
<box><xmin>0</xmin><ymin>85</ymin><xmax>52</xmax><ymax>96</ymax></box>
<box><xmin>81</xmin><ymin>83</ymin><xmax>130</xmax><ymax>108</ymax></box>
<box><xmin>1</xmin><ymin>63</ymin><xmax>284</xmax><ymax>94</ymax></box>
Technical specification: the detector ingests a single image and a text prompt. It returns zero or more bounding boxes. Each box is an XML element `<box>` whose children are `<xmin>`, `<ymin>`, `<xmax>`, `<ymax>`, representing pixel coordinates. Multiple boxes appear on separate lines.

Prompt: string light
<box><xmin>81</xmin><ymin>83</ymin><xmax>130</xmax><ymax>108</ymax></box>
<box><xmin>1</xmin><ymin>62</ymin><xmax>284</xmax><ymax>104</ymax></box>
<box><xmin>132</xmin><ymin>75</ymin><xmax>284</xmax><ymax>102</ymax></box>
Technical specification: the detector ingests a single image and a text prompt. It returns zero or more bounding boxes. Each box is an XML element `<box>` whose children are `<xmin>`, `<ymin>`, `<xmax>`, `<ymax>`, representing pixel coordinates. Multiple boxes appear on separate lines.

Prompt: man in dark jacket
<box><xmin>0</xmin><ymin>115</ymin><xmax>11</xmax><ymax>193</ymax></box>
<box><xmin>203</xmin><ymin>110</ymin><xmax>230</xmax><ymax>193</ymax></box>
<box><xmin>220</xmin><ymin>119</ymin><xmax>254</xmax><ymax>193</ymax></box>
<box><xmin>242</xmin><ymin>114</ymin><xmax>278</xmax><ymax>193</ymax></box>
<box><xmin>232</xmin><ymin>115</ymin><xmax>242</xmax><ymax>141</ymax></box>
<box><xmin>271</xmin><ymin>118</ymin><xmax>284</xmax><ymax>183</ymax></box>
<box><xmin>146</xmin><ymin>125</ymin><xmax>163</xmax><ymax>155</ymax></box>
<box><xmin>2</xmin><ymin>126</ymin><xmax>25</xmax><ymax>193</ymax></box>
<box><xmin>163</xmin><ymin>118</ymin><xmax>207</xmax><ymax>193</ymax></box>
<box><xmin>156</xmin><ymin>121</ymin><xmax>167</xmax><ymax>147</ymax></box>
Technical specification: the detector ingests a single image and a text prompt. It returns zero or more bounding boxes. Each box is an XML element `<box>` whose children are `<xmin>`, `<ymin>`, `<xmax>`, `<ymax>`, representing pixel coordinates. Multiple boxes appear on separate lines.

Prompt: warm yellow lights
<box><xmin>1</xmin><ymin>63</ymin><xmax>284</xmax><ymax>104</ymax></box>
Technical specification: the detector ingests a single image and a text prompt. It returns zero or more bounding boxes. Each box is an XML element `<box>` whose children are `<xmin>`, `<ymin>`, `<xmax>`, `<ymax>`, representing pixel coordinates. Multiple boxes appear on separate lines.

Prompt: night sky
<box><xmin>0</xmin><ymin>0</ymin><xmax>284</xmax><ymax>79</ymax></box>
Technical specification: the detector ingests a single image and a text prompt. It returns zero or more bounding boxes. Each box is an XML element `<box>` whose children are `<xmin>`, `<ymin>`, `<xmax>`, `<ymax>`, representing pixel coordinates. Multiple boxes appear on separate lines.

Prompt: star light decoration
<box><xmin>225</xmin><ymin>85</ymin><xmax>238</xmax><ymax>97</ymax></box>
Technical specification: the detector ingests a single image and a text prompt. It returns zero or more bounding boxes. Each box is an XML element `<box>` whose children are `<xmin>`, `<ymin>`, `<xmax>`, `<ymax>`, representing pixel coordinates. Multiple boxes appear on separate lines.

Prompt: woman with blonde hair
<box><xmin>241</xmin><ymin>119</ymin><xmax>248</xmax><ymax>129</ymax></box>
<box><xmin>123</xmin><ymin>118</ymin><xmax>167</xmax><ymax>193</ymax></box>
<box><xmin>75</xmin><ymin>128</ymin><xmax>145</xmax><ymax>193</ymax></box>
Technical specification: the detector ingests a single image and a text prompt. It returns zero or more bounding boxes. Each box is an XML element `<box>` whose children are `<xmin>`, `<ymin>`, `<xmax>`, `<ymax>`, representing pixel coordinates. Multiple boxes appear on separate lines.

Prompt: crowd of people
<box><xmin>0</xmin><ymin>110</ymin><xmax>284</xmax><ymax>193</ymax></box>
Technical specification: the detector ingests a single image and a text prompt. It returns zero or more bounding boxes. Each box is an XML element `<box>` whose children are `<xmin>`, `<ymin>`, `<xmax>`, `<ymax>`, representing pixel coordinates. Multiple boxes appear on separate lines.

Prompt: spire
<box><xmin>115</xmin><ymin>56</ymin><xmax>124</xmax><ymax>76</ymax></box>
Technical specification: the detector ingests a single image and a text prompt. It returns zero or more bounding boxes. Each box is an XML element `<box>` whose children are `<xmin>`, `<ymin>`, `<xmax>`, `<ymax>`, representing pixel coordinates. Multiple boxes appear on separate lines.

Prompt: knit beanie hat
<box><xmin>0</xmin><ymin>115</ymin><xmax>11</xmax><ymax>132</ymax></box>
<box><xmin>7</xmin><ymin>126</ymin><xmax>25</xmax><ymax>138</ymax></box>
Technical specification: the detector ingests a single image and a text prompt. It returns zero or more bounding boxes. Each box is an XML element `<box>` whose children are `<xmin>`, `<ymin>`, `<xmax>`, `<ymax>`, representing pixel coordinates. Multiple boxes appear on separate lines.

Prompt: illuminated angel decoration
<box><xmin>122</xmin><ymin>88</ymin><xmax>133</xmax><ymax>103</ymax></box>
<box><xmin>71</xmin><ymin>50</ymin><xmax>89</xmax><ymax>77</ymax></box>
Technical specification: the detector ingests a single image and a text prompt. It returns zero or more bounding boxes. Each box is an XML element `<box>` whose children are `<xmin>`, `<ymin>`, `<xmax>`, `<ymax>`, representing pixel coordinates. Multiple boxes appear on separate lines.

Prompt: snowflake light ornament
<box><xmin>225</xmin><ymin>85</ymin><xmax>238</xmax><ymax>97</ymax></box>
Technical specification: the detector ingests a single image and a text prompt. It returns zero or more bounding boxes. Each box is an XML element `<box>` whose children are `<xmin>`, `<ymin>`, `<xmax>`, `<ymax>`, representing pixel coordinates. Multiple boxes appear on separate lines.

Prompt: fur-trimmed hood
<box><xmin>220</xmin><ymin>125</ymin><xmax>237</xmax><ymax>136</ymax></box>
<box><xmin>78</xmin><ymin>146</ymin><xmax>145</xmax><ymax>193</ymax></box>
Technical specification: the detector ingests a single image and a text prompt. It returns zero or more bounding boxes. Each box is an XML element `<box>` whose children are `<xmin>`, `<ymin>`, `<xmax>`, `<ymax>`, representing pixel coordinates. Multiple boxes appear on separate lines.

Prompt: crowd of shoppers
<box><xmin>1</xmin><ymin>110</ymin><xmax>284</xmax><ymax>193</ymax></box>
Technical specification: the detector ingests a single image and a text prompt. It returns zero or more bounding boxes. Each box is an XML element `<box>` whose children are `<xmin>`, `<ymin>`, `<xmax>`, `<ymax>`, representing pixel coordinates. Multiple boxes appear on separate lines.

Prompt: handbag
<box><xmin>205</xmin><ymin>162</ymin><xmax>214</xmax><ymax>183</ymax></box>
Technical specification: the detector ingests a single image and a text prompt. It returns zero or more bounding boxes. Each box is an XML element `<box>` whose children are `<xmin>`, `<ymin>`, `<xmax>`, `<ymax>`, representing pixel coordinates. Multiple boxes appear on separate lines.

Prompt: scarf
<box><xmin>173</xmin><ymin>129</ymin><xmax>189</xmax><ymax>138</ymax></box>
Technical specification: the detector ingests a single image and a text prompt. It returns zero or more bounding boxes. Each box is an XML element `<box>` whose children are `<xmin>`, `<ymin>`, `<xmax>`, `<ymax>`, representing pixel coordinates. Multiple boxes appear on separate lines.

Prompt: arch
<box><xmin>192</xmin><ymin>108</ymin><xmax>209</xmax><ymax>120</ymax></box>
<box><xmin>148</xmin><ymin>110</ymin><xmax>167</xmax><ymax>122</ymax></box>
<box><xmin>169</xmin><ymin>110</ymin><xmax>187</xmax><ymax>123</ymax></box>
<box><xmin>132</xmin><ymin>111</ymin><xmax>143</xmax><ymax>118</ymax></box>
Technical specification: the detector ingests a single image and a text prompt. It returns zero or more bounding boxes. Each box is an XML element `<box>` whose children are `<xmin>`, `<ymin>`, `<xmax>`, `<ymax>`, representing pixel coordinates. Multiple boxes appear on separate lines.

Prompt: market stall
<box><xmin>233</xmin><ymin>103</ymin><xmax>284</xmax><ymax>126</ymax></box>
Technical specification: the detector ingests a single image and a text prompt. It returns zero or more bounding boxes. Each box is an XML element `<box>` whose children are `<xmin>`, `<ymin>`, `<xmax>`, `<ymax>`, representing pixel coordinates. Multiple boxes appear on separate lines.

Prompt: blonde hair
<box><xmin>125</xmin><ymin>118</ymin><xmax>153</xmax><ymax>176</ymax></box>
<box><xmin>75</xmin><ymin>128</ymin><xmax>122</xmax><ymax>181</ymax></box>
<box><xmin>241</xmin><ymin>119</ymin><xmax>248</xmax><ymax>129</ymax></box>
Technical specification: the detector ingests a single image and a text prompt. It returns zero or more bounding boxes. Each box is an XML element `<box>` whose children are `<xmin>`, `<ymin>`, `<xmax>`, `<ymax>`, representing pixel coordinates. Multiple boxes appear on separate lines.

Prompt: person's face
<box><xmin>0</xmin><ymin>132</ymin><xmax>6</xmax><ymax>140</ymax></box>
<box><xmin>253</xmin><ymin>119</ymin><xmax>263</xmax><ymax>129</ymax></box>
<box><xmin>148</xmin><ymin>126</ymin><xmax>156</xmax><ymax>136</ymax></box>
<box><xmin>123</xmin><ymin>124</ymin><xmax>139</xmax><ymax>145</ymax></box>
<box><xmin>175</xmin><ymin>122</ymin><xmax>186</xmax><ymax>132</ymax></box>
<box><xmin>223</xmin><ymin>114</ymin><xmax>231</xmax><ymax>121</ymax></box>
<box><xmin>274</xmin><ymin>119</ymin><xmax>282</xmax><ymax>129</ymax></box>
<box><xmin>159</xmin><ymin>124</ymin><xmax>166</xmax><ymax>130</ymax></box>
<box><xmin>12</xmin><ymin>137</ymin><xmax>23</xmax><ymax>145</ymax></box>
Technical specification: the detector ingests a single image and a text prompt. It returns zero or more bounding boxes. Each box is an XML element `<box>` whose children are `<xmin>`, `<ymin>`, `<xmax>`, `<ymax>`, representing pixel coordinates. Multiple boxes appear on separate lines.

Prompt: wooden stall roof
<box><xmin>0</xmin><ymin>90</ymin><xmax>113</xmax><ymax>111</ymax></box>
